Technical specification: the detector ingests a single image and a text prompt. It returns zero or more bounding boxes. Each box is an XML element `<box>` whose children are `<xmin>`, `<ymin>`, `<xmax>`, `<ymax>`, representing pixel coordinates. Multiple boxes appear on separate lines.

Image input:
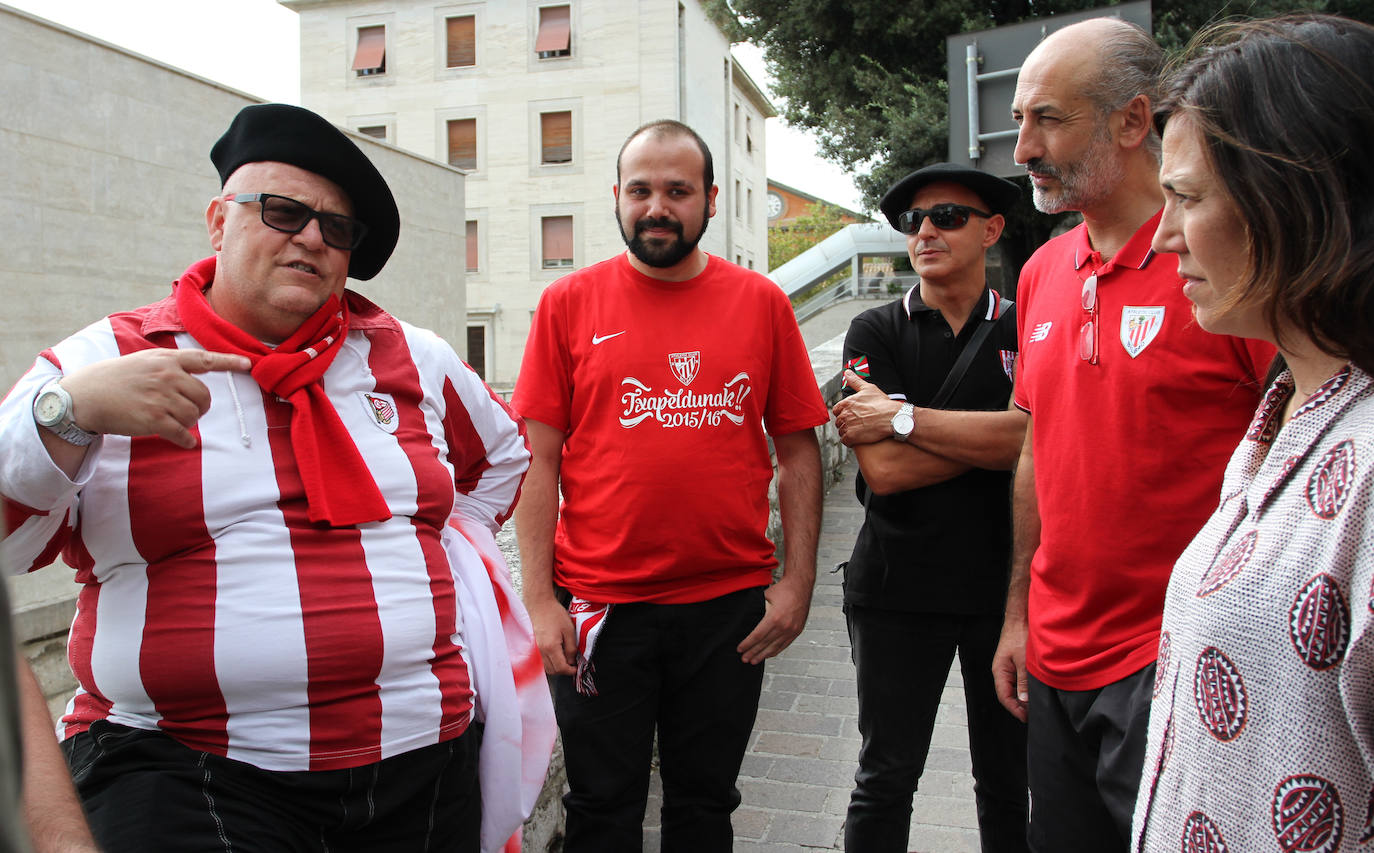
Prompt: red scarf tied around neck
<box><xmin>174</xmin><ymin>256</ymin><xmax>391</xmax><ymax>527</ymax></box>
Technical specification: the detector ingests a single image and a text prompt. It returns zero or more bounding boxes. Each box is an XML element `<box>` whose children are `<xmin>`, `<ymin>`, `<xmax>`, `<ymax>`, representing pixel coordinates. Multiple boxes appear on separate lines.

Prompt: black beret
<box><xmin>878</xmin><ymin>163</ymin><xmax>1021</xmax><ymax>231</ymax></box>
<box><xmin>211</xmin><ymin>104</ymin><xmax>400</xmax><ymax>281</ymax></box>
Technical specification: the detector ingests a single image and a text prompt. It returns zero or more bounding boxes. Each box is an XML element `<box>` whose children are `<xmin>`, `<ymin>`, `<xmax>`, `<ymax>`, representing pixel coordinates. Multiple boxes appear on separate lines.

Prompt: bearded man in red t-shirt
<box><xmin>512</xmin><ymin>120</ymin><xmax>829</xmax><ymax>851</ymax></box>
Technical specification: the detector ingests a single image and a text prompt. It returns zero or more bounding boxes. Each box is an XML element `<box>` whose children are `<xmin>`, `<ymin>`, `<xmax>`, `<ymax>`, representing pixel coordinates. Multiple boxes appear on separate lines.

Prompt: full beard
<box><xmin>617</xmin><ymin>206</ymin><xmax>711</xmax><ymax>269</ymax></box>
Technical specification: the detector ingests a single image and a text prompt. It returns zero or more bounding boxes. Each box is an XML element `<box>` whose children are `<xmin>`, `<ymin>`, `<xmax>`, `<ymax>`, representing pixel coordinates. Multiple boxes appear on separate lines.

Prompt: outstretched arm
<box><xmin>737</xmin><ymin>428</ymin><xmax>821</xmax><ymax>665</ymax></box>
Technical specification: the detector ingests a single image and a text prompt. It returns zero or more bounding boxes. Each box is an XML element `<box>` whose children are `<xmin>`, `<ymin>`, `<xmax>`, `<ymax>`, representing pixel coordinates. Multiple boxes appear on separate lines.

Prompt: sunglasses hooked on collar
<box><xmin>896</xmin><ymin>203</ymin><xmax>994</xmax><ymax>233</ymax></box>
<box><xmin>227</xmin><ymin>193</ymin><xmax>369</xmax><ymax>251</ymax></box>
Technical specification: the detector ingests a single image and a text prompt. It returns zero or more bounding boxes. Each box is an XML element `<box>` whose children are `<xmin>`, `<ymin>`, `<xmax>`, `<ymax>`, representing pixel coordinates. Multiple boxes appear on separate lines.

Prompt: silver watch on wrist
<box><xmin>33</xmin><ymin>379</ymin><xmax>98</xmax><ymax>446</ymax></box>
<box><xmin>890</xmin><ymin>402</ymin><xmax>915</xmax><ymax>441</ymax></box>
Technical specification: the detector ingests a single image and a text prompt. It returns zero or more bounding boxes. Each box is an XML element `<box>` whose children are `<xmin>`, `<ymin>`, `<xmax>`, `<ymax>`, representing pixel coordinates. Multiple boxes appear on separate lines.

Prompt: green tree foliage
<box><xmin>769</xmin><ymin>202</ymin><xmax>851</xmax><ymax>271</ymax></box>
<box><xmin>707</xmin><ymin>0</ymin><xmax>1374</xmax><ymax>287</ymax></box>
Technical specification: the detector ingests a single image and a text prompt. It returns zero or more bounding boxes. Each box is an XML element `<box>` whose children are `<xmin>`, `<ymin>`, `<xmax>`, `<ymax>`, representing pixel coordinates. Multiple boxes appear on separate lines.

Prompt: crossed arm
<box><xmin>831</xmin><ymin>369</ymin><xmax>1027</xmax><ymax>494</ymax></box>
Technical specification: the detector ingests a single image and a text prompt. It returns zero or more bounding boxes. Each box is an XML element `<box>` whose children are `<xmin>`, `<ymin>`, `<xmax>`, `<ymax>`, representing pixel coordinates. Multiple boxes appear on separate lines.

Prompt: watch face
<box><xmin>892</xmin><ymin>413</ymin><xmax>914</xmax><ymax>435</ymax></box>
<box><xmin>35</xmin><ymin>391</ymin><xmax>66</xmax><ymax>425</ymax></box>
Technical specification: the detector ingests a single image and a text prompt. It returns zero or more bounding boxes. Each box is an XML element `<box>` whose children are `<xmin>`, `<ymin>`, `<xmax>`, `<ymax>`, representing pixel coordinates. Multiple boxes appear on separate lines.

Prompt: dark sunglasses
<box><xmin>896</xmin><ymin>203</ymin><xmax>994</xmax><ymax>233</ymax></box>
<box><xmin>227</xmin><ymin>193</ymin><xmax>369</xmax><ymax>251</ymax></box>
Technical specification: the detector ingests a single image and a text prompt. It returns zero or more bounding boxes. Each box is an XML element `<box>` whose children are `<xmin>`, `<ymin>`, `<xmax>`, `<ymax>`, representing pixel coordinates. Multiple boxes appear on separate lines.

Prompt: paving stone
<box><xmin>753</xmin><ymin>708</ymin><xmax>844</xmax><ymax>736</ymax></box>
<box><xmin>753</xmin><ymin>731</ymin><xmax>827</xmax><ymax>757</ymax></box>
<box><xmin>736</xmin><ymin>777</ymin><xmax>832</xmax><ymax>812</ymax></box>
<box><xmin>763</xmin><ymin>813</ymin><xmax>845</xmax><ymax>846</ymax></box>
<box><xmin>757</xmin><ymin>689</ymin><xmax>800</xmax><ymax>711</ymax></box>
<box><xmin>763</xmin><ymin>755</ymin><xmax>854</xmax><ymax>787</ymax></box>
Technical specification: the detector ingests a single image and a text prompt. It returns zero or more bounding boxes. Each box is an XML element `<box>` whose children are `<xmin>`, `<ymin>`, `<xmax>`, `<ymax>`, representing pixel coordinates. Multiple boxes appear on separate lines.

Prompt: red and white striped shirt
<box><xmin>0</xmin><ymin>291</ymin><xmax>530</xmax><ymax>772</ymax></box>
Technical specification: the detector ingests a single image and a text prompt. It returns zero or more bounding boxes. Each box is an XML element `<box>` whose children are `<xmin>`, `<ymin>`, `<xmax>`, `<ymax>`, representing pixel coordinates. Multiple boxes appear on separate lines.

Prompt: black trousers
<box><xmin>62</xmin><ymin>720</ymin><xmax>481</xmax><ymax>853</ymax></box>
<box><xmin>1025</xmin><ymin>664</ymin><xmax>1154</xmax><ymax>852</ymax></box>
<box><xmin>845</xmin><ymin>605</ymin><xmax>1029</xmax><ymax>853</ymax></box>
<box><xmin>552</xmin><ymin>586</ymin><xmax>766</xmax><ymax>853</ymax></box>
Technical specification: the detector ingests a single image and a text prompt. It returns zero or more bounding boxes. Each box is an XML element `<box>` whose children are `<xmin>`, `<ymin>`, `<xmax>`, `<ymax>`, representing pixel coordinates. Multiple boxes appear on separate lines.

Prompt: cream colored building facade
<box><xmin>283</xmin><ymin>0</ymin><xmax>775</xmax><ymax>391</ymax></box>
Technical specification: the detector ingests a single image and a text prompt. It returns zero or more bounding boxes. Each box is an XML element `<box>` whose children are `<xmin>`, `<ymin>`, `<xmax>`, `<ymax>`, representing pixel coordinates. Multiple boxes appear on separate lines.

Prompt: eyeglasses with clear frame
<box><xmin>895</xmin><ymin>203</ymin><xmax>994</xmax><ymax>233</ymax></box>
<box><xmin>226</xmin><ymin>193</ymin><xmax>369</xmax><ymax>251</ymax></box>
<box><xmin>1079</xmin><ymin>273</ymin><xmax>1099</xmax><ymax>364</ymax></box>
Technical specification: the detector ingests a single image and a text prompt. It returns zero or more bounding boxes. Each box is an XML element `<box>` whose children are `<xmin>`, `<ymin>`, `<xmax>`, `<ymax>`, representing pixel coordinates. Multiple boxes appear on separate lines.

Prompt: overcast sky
<box><xmin>8</xmin><ymin>0</ymin><xmax>866</xmax><ymax>211</ymax></box>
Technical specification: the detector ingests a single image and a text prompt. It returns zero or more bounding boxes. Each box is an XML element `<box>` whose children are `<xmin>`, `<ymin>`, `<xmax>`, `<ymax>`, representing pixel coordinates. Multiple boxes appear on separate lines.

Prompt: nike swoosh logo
<box><xmin>591</xmin><ymin>331</ymin><xmax>627</xmax><ymax>345</ymax></box>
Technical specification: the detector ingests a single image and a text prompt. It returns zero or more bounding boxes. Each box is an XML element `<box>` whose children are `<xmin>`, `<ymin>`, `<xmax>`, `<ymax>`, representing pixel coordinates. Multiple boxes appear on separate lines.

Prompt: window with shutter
<box><xmin>540</xmin><ymin>111</ymin><xmax>572</xmax><ymax>164</ymax></box>
<box><xmin>447</xmin><ymin>119</ymin><xmax>477</xmax><ymax>170</ymax></box>
<box><xmin>446</xmin><ymin>16</ymin><xmax>475</xmax><ymax>68</ymax></box>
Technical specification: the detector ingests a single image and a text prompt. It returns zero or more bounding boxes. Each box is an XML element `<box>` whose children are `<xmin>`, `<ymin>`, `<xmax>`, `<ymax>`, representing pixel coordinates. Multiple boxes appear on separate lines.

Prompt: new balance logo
<box><xmin>1029</xmin><ymin>321</ymin><xmax>1053</xmax><ymax>343</ymax></box>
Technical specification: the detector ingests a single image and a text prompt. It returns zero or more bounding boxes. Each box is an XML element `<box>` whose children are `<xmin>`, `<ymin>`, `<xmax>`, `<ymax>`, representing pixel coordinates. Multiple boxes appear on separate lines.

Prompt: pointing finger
<box><xmin>178</xmin><ymin>350</ymin><xmax>252</xmax><ymax>374</ymax></box>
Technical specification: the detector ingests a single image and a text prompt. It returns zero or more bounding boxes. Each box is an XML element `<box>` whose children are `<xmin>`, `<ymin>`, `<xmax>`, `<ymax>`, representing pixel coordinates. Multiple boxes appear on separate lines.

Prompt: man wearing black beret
<box><xmin>831</xmin><ymin>163</ymin><xmax>1030</xmax><ymax>851</ymax></box>
<box><xmin>0</xmin><ymin>103</ymin><xmax>553</xmax><ymax>852</ymax></box>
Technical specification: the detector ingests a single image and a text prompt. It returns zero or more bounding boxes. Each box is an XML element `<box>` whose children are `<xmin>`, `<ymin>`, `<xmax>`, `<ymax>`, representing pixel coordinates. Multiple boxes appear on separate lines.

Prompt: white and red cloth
<box><xmin>568</xmin><ymin>597</ymin><xmax>612</xmax><ymax>695</ymax></box>
<box><xmin>1132</xmin><ymin>365</ymin><xmax>1374</xmax><ymax>852</ymax></box>
<box><xmin>0</xmin><ymin>268</ymin><xmax>554</xmax><ymax>849</ymax></box>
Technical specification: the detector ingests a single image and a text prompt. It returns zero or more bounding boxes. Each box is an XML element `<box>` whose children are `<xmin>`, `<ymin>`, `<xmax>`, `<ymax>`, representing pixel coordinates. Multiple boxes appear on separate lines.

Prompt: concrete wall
<box><xmin>0</xmin><ymin>3</ymin><xmax>468</xmax><ymax>395</ymax></box>
<box><xmin>286</xmin><ymin>0</ymin><xmax>771</xmax><ymax>391</ymax></box>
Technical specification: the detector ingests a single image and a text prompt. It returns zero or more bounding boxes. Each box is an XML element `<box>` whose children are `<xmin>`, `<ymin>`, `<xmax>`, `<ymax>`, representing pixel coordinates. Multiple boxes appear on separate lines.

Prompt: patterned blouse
<box><xmin>1133</xmin><ymin>364</ymin><xmax>1374</xmax><ymax>853</ymax></box>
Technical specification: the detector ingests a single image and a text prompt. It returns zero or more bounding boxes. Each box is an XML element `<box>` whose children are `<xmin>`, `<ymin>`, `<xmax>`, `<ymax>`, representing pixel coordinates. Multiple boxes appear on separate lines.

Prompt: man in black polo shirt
<box><xmin>831</xmin><ymin>163</ymin><xmax>1029</xmax><ymax>852</ymax></box>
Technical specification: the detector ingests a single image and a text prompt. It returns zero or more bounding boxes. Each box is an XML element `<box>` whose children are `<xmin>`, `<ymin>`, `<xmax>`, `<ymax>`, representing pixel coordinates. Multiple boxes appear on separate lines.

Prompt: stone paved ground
<box><xmin>642</xmin><ymin>458</ymin><xmax>982</xmax><ymax>852</ymax></box>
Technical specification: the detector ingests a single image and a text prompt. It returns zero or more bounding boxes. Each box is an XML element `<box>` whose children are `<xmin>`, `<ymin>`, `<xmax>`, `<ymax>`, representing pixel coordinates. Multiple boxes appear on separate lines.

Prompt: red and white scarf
<box><xmin>569</xmin><ymin>597</ymin><xmax>613</xmax><ymax>696</ymax></box>
<box><xmin>174</xmin><ymin>256</ymin><xmax>390</xmax><ymax>527</ymax></box>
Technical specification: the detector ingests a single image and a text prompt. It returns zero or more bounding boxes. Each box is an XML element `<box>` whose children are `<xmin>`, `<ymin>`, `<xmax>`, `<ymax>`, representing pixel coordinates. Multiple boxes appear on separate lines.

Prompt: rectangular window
<box><xmin>541</xmin><ymin>215</ymin><xmax>574</xmax><ymax>268</ymax></box>
<box><xmin>465</xmin><ymin>220</ymin><xmax>479</xmax><ymax>272</ymax></box>
<box><xmin>734</xmin><ymin>180</ymin><xmax>742</xmax><ymax>218</ymax></box>
<box><xmin>447</xmin><ymin>118</ymin><xmax>477</xmax><ymax>170</ymax></box>
<box><xmin>540</xmin><ymin>111</ymin><xmax>572</xmax><ymax>164</ymax></box>
<box><xmin>535</xmin><ymin>5</ymin><xmax>571</xmax><ymax>58</ymax></box>
<box><xmin>734</xmin><ymin>104</ymin><xmax>741</xmax><ymax>144</ymax></box>
<box><xmin>446</xmin><ymin>15</ymin><xmax>476</xmax><ymax>67</ymax></box>
<box><xmin>746</xmin><ymin>115</ymin><xmax>753</xmax><ymax>155</ymax></box>
<box><xmin>466</xmin><ymin>326</ymin><xmax>486</xmax><ymax>379</ymax></box>
<box><xmin>357</xmin><ymin>125</ymin><xmax>386</xmax><ymax>140</ymax></box>
<box><xmin>353</xmin><ymin>25</ymin><xmax>386</xmax><ymax>76</ymax></box>
<box><xmin>747</xmin><ymin>187</ymin><xmax>754</xmax><ymax>221</ymax></box>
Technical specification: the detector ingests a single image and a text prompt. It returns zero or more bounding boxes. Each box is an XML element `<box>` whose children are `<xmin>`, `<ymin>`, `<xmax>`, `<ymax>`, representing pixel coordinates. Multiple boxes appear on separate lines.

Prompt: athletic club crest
<box><xmin>668</xmin><ymin>351</ymin><xmax>700</xmax><ymax>386</ymax></box>
<box><xmin>1000</xmin><ymin>350</ymin><xmax>1017</xmax><ymax>382</ymax></box>
<box><xmin>1120</xmin><ymin>306</ymin><xmax>1165</xmax><ymax>357</ymax></box>
<box><xmin>359</xmin><ymin>392</ymin><xmax>398</xmax><ymax>433</ymax></box>
<box><xmin>1273</xmin><ymin>775</ymin><xmax>1343</xmax><ymax>853</ymax></box>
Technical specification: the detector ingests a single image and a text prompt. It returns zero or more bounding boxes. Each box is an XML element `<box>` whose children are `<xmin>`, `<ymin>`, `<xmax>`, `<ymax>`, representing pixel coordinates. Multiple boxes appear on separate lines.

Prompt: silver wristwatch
<box><xmin>33</xmin><ymin>380</ymin><xmax>98</xmax><ymax>446</ymax></box>
<box><xmin>890</xmin><ymin>402</ymin><xmax>915</xmax><ymax>441</ymax></box>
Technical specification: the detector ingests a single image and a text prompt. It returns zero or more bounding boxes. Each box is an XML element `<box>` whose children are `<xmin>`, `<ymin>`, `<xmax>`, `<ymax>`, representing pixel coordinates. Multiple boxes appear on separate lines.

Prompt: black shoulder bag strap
<box><xmin>928</xmin><ymin>297</ymin><xmax>1013</xmax><ymax>409</ymax></box>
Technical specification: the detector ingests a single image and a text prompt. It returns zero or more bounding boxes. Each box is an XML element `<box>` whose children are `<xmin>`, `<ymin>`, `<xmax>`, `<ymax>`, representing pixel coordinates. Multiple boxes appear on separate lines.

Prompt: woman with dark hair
<box><xmin>1132</xmin><ymin>13</ymin><xmax>1374</xmax><ymax>851</ymax></box>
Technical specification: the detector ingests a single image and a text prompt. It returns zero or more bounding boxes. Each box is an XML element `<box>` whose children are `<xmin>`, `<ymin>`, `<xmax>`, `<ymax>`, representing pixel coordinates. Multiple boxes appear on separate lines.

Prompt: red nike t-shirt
<box><xmin>512</xmin><ymin>253</ymin><xmax>829</xmax><ymax>604</ymax></box>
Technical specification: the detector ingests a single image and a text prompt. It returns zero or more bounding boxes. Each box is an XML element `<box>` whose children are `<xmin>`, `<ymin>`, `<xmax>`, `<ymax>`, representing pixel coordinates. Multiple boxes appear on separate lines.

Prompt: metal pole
<box><xmin>966</xmin><ymin>42</ymin><xmax>981</xmax><ymax>161</ymax></box>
